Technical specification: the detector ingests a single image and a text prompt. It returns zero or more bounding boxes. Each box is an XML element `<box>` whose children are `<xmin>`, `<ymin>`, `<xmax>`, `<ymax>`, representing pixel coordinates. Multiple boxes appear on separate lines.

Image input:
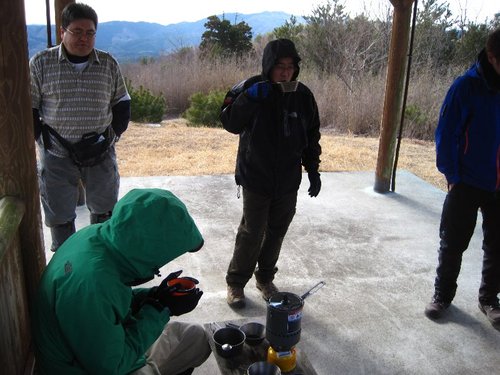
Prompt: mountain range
<box><xmin>27</xmin><ymin>11</ymin><xmax>303</xmax><ymax>62</ymax></box>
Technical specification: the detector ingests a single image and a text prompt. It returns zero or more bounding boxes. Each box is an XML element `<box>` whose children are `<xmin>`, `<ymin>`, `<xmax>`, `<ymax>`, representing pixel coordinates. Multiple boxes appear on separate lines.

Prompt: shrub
<box><xmin>126</xmin><ymin>78</ymin><xmax>166</xmax><ymax>123</ymax></box>
<box><xmin>405</xmin><ymin>104</ymin><xmax>428</xmax><ymax>126</ymax></box>
<box><xmin>183</xmin><ymin>90</ymin><xmax>226</xmax><ymax>128</ymax></box>
<box><xmin>404</xmin><ymin>103</ymin><xmax>434</xmax><ymax>140</ymax></box>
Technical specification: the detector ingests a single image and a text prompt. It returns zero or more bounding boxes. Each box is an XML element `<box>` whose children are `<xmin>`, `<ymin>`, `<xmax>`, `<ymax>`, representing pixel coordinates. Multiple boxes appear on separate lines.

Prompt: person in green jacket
<box><xmin>32</xmin><ymin>188</ymin><xmax>211</xmax><ymax>375</ymax></box>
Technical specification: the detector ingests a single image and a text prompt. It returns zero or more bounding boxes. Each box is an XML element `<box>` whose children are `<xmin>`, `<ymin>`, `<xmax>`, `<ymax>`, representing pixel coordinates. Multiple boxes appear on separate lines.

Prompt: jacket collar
<box><xmin>477</xmin><ymin>49</ymin><xmax>500</xmax><ymax>92</ymax></box>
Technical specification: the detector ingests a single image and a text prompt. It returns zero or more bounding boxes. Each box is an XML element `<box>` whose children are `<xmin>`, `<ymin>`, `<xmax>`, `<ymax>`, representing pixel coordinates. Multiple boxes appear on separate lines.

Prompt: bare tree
<box><xmin>299</xmin><ymin>0</ymin><xmax>391</xmax><ymax>91</ymax></box>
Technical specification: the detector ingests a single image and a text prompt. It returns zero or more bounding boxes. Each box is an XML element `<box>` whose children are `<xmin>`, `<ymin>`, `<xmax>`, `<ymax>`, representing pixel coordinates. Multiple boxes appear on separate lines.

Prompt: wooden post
<box><xmin>55</xmin><ymin>0</ymin><xmax>75</xmax><ymax>44</ymax></box>
<box><xmin>0</xmin><ymin>0</ymin><xmax>46</xmax><ymax>307</ymax></box>
<box><xmin>374</xmin><ymin>0</ymin><xmax>415</xmax><ymax>193</ymax></box>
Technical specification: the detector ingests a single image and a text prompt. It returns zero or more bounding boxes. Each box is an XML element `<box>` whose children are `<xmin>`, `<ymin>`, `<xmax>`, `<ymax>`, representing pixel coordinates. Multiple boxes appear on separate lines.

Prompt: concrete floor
<box><xmin>43</xmin><ymin>171</ymin><xmax>500</xmax><ymax>374</ymax></box>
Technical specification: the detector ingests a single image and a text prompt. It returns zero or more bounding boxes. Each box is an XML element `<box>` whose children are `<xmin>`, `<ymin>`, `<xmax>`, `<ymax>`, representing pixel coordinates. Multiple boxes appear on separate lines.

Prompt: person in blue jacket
<box><xmin>425</xmin><ymin>28</ymin><xmax>500</xmax><ymax>329</ymax></box>
<box><xmin>33</xmin><ymin>188</ymin><xmax>211</xmax><ymax>374</ymax></box>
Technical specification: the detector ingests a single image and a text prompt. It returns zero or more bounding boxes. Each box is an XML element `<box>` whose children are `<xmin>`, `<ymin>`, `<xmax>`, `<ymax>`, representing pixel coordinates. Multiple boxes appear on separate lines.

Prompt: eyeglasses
<box><xmin>274</xmin><ymin>63</ymin><xmax>296</xmax><ymax>72</ymax></box>
<box><xmin>64</xmin><ymin>27</ymin><xmax>96</xmax><ymax>39</ymax></box>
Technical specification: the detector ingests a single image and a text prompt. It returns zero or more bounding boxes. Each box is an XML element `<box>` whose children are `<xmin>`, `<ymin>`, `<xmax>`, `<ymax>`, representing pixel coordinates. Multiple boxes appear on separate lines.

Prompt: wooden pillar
<box><xmin>55</xmin><ymin>0</ymin><xmax>75</xmax><ymax>44</ymax></box>
<box><xmin>374</xmin><ymin>0</ymin><xmax>415</xmax><ymax>193</ymax></box>
<box><xmin>0</xmin><ymin>0</ymin><xmax>46</xmax><ymax>307</ymax></box>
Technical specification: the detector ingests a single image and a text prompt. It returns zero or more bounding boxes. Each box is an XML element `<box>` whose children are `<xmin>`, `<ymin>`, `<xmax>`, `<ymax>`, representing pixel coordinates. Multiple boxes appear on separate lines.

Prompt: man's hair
<box><xmin>61</xmin><ymin>3</ymin><xmax>98</xmax><ymax>29</ymax></box>
<box><xmin>486</xmin><ymin>28</ymin><xmax>500</xmax><ymax>58</ymax></box>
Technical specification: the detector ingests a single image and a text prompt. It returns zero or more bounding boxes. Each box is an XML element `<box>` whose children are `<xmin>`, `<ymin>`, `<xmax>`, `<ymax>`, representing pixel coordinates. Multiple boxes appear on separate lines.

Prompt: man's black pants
<box><xmin>226</xmin><ymin>188</ymin><xmax>297</xmax><ymax>288</ymax></box>
<box><xmin>434</xmin><ymin>183</ymin><xmax>500</xmax><ymax>304</ymax></box>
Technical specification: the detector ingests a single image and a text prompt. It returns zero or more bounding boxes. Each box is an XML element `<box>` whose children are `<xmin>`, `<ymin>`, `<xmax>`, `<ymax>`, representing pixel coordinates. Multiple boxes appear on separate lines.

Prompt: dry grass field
<box><xmin>115</xmin><ymin>118</ymin><xmax>446</xmax><ymax>191</ymax></box>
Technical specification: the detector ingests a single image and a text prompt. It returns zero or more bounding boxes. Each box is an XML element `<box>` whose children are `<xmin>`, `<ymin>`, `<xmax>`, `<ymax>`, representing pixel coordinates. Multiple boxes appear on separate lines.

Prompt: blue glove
<box><xmin>245</xmin><ymin>81</ymin><xmax>271</xmax><ymax>101</ymax></box>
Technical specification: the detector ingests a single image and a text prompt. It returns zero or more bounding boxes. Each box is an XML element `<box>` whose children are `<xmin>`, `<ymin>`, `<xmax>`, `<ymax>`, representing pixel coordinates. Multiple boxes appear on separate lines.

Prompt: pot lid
<box><xmin>268</xmin><ymin>292</ymin><xmax>303</xmax><ymax>310</ymax></box>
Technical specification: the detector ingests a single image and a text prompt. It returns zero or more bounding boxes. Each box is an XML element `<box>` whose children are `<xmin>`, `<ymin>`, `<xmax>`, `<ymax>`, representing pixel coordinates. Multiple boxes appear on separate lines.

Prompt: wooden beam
<box><xmin>374</xmin><ymin>0</ymin><xmax>415</xmax><ymax>193</ymax></box>
<box><xmin>55</xmin><ymin>0</ymin><xmax>75</xmax><ymax>44</ymax></box>
<box><xmin>0</xmin><ymin>0</ymin><xmax>46</xmax><ymax>308</ymax></box>
<box><xmin>0</xmin><ymin>197</ymin><xmax>30</xmax><ymax>375</ymax></box>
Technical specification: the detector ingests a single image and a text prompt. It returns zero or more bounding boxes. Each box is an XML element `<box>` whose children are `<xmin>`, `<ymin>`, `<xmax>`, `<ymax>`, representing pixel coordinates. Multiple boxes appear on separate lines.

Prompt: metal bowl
<box><xmin>247</xmin><ymin>361</ymin><xmax>281</xmax><ymax>375</ymax></box>
<box><xmin>240</xmin><ymin>322</ymin><xmax>266</xmax><ymax>346</ymax></box>
<box><xmin>213</xmin><ymin>327</ymin><xmax>246</xmax><ymax>358</ymax></box>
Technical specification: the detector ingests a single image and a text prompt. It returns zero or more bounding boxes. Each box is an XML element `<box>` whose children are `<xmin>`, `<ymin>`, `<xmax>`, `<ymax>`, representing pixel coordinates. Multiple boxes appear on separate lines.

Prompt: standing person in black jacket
<box><xmin>220</xmin><ymin>39</ymin><xmax>322</xmax><ymax>308</ymax></box>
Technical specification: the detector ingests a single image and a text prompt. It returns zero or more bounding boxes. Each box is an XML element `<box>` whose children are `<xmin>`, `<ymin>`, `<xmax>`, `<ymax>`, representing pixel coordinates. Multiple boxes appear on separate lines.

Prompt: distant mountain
<box><xmin>27</xmin><ymin>11</ymin><xmax>304</xmax><ymax>62</ymax></box>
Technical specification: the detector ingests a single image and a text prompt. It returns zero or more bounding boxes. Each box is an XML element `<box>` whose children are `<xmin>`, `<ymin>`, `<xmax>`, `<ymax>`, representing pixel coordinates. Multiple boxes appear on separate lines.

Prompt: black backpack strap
<box><xmin>221</xmin><ymin>76</ymin><xmax>262</xmax><ymax>115</ymax></box>
<box><xmin>221</xmin><ymin>79</ymin><xmax>246</xmax><ymax>114</ymax></box>
<box><xmin>40</xmin><ymin>123</ymin><xmax>114</xmax><ymax>167</ymax></box>
<box><xmin>40</xmin><ymin>123</ymin><xmax>76</xmax><ymax>153</ymax></box>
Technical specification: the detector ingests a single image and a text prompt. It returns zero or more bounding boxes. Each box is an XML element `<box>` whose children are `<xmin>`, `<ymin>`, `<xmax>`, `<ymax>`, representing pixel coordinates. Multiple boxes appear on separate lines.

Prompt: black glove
<box><xmin>245</xmin><ymin>81</ymin><xmax>271</xmax><ymax>101</ymax></box>
<box><xmin>308</xmin><ymin>172</ymin><xmax>321</xmax><ymax>197</ymax></box>
<box><xmin>156</xmin><ymin>286</ymin><xmax>203</xmax><ymax>316</ymax></box>
<box><xmin>164</xmin><ymin>269</ymin><xmax>183</xmax><ymax>282</ymax></box>
<box><xmin>149</xmin><ymin>271</ymin><xmax>203</xmax><ymax>316</ymax></box>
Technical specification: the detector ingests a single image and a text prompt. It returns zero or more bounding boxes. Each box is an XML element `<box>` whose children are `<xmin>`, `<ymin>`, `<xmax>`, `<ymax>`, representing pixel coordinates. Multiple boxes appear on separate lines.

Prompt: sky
<box><xmin>24</xmin><ymin>0</ymin><xmax>499</xmax><ymax>26</ymax></box>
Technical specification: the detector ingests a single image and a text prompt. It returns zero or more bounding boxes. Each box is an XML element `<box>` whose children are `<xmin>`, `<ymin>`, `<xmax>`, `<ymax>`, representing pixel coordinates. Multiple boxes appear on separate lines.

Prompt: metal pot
<box><xmin>240</xmin><ymin>322</ymin><xmax>266</xmax><ymax>346</ymax></box>
<box><xmin>247</xmin><ymin>361</ymin><xmax>282</xmax><ymax>375</ymax></box>
<box><xmin>275</xmin><ymin>81</ymin><xmax>299</xmax><ymax>93</ymax></box>
<box><xmin>266</xmin><ymin>281</ymin><xmax>325</xmax><ymax>351</ymax></box>
<box><xmin>213</xmin><ymin>326</ymin><xmax>246</xmax><ymax>358</ymax></box>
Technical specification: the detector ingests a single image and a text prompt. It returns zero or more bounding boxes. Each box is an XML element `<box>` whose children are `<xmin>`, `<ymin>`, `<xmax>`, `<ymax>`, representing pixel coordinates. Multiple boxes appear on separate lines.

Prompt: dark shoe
<box><xmin>90</xmin><ymin>211</ymin><xmax>112</xmax><ymax>224</ymax></box>
<box><xmin>478</xmin><ymin>302</ymin><xmax>500</xmax><ymax>327</ymax></box>
<box><xmin>425</xmin><ymin>297</ymin><xmax>450</xmax><ymax>319</ymax></box>
<box><xmin>256</xmin><ymin>281</ymin><xmax>279</xmax><ymax>301</ymax></box>
<box><xmin>227</xmin><ymin>286</ymin><xmax>245</xmax><ymax>308</ymax></box>
<box><xmin>49</xmin><ymin>220</ymin><xmax>76</xmax><ymax>252</ymax></box>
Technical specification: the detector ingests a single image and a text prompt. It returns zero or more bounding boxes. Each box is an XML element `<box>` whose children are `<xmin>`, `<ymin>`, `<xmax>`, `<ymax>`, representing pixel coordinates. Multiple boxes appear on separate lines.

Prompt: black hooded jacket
<box><xmin>220</xmin><ymin>39</ymin><xmax>322</xmax><ymax>197</ymax></box>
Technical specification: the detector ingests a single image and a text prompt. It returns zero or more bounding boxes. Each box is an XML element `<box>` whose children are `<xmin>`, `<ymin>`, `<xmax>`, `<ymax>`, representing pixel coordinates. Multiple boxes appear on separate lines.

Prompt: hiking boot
<box><xmin>256</xmin><ymin>281</ymin><xmax>279</xmax><ymax>301</ymax></box>
<box><xmin>50</xmin><ymin>220</ymin><xmax>76</xmax><ymax>252</ymax></box>
<box><xmin>227</xmin><ymin>286</ymin><xmax>245</xmax><ymax>308</ymax></box>
<box><xmin>424</xmin><ymin>297</ymin><xmax>450</xmax><ymax>320</ymax></box>
<box><xmin>478</xmin><ymin>302</ymin><xmax>500</xmax><ymax>327</ymax></box>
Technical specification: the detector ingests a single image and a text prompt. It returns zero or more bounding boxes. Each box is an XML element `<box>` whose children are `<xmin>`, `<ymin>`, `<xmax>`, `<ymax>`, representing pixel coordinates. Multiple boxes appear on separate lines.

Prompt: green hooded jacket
<box><xmin>32</xmin><ymin>189</ymin><xmax>204</xmax><ymax>374</ymax></box>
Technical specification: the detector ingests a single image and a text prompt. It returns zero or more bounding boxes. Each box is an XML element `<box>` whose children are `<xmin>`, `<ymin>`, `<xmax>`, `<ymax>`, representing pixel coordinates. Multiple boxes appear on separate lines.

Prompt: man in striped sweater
<box><xmin>30</xmin><ymin>3</ymin><xmax>130</xmax><ymax>252</ymax></box>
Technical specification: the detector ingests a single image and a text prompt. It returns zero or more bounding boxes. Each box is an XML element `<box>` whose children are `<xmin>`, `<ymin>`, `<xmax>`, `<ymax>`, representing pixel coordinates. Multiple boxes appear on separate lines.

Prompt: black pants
<box><xmin>226</xmin><ymin>188</ymin><xmax>297</xmax><ymax>288</ymax></box>
<box><xmin>434</xmin><ymin>183</ymin><xmax>500</xmax><ymax>304</ymax></box>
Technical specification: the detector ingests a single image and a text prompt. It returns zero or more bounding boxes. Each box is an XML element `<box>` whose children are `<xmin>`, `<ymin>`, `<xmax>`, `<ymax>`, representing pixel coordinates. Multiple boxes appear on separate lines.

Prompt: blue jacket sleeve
<box><xmin>435</xmin><ymin>76</ymin><xmax>471</xmax><ymax>185</ymax></box>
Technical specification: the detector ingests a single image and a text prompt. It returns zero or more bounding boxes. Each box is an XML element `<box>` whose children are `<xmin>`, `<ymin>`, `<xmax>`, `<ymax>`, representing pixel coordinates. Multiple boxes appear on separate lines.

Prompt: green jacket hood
<box><xmin>99</xmin><ymin>188</ymin><xmax>204</xmax><ymax>284</ymax></box>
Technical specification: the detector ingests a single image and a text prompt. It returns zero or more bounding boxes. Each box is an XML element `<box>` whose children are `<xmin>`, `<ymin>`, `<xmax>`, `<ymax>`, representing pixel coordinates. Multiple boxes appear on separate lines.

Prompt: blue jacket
<box><xmin>435</xmin><ymin>52</ymin><xmax>500</xmax><ymax>192</ymax></box>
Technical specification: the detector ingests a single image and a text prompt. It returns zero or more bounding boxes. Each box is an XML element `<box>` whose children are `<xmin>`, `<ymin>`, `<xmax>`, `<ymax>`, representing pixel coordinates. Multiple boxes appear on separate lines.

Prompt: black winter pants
<box><xmin>226</xmin><ymin>188</ymin><xmax>297</xmax><ymax>288</ymax></box>
<box><xmin>434</xmin><ymin>183</ymin><xmax>500</xmax><ymax>304</ymax></box>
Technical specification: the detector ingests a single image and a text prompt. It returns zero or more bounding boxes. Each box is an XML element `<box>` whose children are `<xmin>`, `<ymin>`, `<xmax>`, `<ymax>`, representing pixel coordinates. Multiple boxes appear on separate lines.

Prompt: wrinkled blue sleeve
<box><xmin>435</xmin><ymin>76</ymin><xmax>471</xmax><ymax>185</ymax></box>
